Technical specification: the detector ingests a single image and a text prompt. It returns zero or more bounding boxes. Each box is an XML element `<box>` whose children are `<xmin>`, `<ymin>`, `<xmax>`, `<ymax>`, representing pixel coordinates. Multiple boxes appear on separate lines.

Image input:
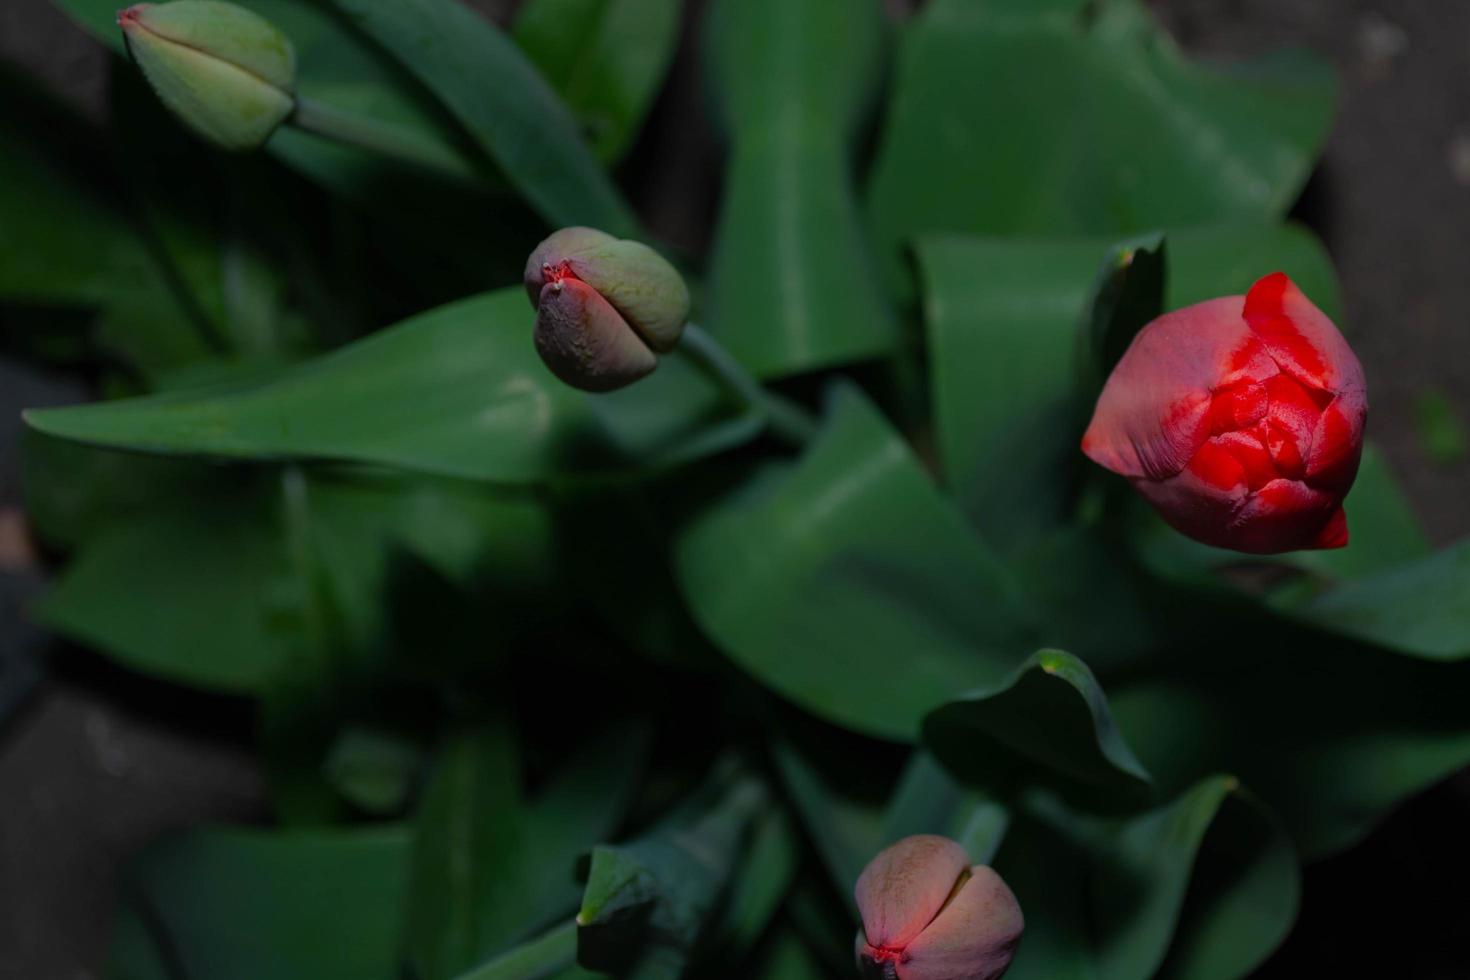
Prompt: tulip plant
<box><xmin>5</xmin><ymin>0</ymin><xmax>1468</xmax><ymax>978</ymax></box>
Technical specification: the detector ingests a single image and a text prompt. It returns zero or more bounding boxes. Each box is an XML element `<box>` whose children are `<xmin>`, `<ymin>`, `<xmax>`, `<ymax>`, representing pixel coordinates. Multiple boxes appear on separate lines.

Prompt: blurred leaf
<box><xmin>331</xmin><ymin>0</ymin><xmax>641</xmax><ymax>237</ymax></box>
<box><xmin>770</xmin><ymin>741</ymin><xmax>883</xmax><ymax>905</ymax></box>
<box><xmin>712</xmin><ymin>805</ymin><xmax>799</xmax><ymax>958</ymax></box>
<box><xmin>407</xmin><ymin>722</ymin><xmax>529</xmax><ymax>980</ymax></box>
<box><xmin>453</xmin><ymin>920</ymin><xmax>579</xmax><ymax>980</ymax></box>
<box><xmin>1280</xmin><ymin>537</ymin><xmax>1470</xmax><ymax>661</ymax></box>
<box><xmin>879</xmin><ymin>751</ymin><xmax>1011</xmax><ymax>865</ymax></box>
<box><xmin>997</xmin><ymin>777</ymin><xmax>1297</xmax><ymax>980</ymax></box>
<box><xmin>39</xmin><ymin>474</ymin><xmax>295</xmax><ymax>692</ymax></box>
<box><xmin>25</xmin><ymin>289</ymin><xmax>762</xmax><ymax>482</ymax></box>
<box><xmin>323</xmin><ymin>726</ymin><xmax>423</xmax><ymax>814</ymax></box>
<box><xmin>917</xmin><ymin>221</ymin><xmax>1340</xmax><ymax>550</ymax></box>
<box><xmin>1110</xmin><ymin>640</ymin><xmax>1470</xmax><ymax>859</ymax></box>
<box><xmin>577</xmin><ymin>767</ymin><xmax>768</xmax><ymax>977</ymax></box>
<box><xmin>868</xmin><ymin>0</ymin><xmax>1336</xmax><ymax>273</ymax></box>
<box><xmin>703</xmin><ymin>0</ymin><xmax>897</xmax><ymax>377</ymax></box>
<box><xmin>923</xmin><ymin>649</ymin><xmax>1153</xmax><ymax>806</ymax></box>
<box><xmin>1415</xmin><ymin>388</ymin><xmax>1468</xmax><ymax>466</ymax></box>
<box><xmin>112</xmin><ymin>826</ymin><xmax>411</xmax><ymax>980</ymax></box>
<box><xmin>514</xmin><ymin>0</ymin><xmax>682</xmax><ymax>163</ymax></box>
<box><xmin>408</xmin><ymin>722</ymin><xmax>650</xmax><ymax>979</ymax></box>
<box><xmin>675</xmin><ymin>385</ymin><xmax>1036</xmax><ymax>742</ymax></box>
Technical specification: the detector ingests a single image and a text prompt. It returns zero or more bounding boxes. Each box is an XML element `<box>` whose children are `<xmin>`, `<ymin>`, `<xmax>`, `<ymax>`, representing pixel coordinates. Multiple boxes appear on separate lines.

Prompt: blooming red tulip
<box><xmin>1082</xmin><ymin>272</ymin><xmax>1367</xmax><ymax>554</ymax></box>
<box><xmin>855</xmin><ymin>834</ymin><xmax>1023</xmax><ymax>980</ymax></box>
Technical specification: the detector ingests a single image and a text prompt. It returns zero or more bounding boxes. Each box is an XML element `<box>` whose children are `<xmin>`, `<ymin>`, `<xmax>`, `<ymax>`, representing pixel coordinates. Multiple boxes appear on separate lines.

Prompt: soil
<box><xmin>1</xmin><ymin>1</ymin><xmax>1466</xmax><ymax>977</ymax></box>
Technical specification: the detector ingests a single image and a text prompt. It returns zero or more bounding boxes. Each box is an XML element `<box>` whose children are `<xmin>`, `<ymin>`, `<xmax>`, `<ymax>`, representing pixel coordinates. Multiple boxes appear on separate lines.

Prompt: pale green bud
<box><xmin>524</xmin><ymin>227</ymin><xmax>690</xmax><ymax>393</ymax></box>
<box><xmin>119</xmin><ymin>1</ymin><xmax>296</xmax><ymax>152</ymax></box>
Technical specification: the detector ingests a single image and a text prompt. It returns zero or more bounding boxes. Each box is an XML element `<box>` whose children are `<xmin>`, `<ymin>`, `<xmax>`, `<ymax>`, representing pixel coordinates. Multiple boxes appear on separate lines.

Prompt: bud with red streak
<box><xmin>855</xmin><ymin>834</ymin><xmax>1023</xmax><ymax>980</ymax></box>
<box><xmin>523</xmin><ymin>227</ymin><xmax>690</xmax><ymax>393</ymax></box>
<box><xmin>1082</xmin><ymin>272</ymin><xmax>1367</xmax><ymax>554</ymax></box>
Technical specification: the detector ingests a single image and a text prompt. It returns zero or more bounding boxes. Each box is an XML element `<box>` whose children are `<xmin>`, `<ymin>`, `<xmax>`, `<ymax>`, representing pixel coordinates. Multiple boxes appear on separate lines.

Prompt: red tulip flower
<box><xmin>1082</xmin><ymin>272</ymin><xmax>1367</xmax><ymax>554</ymax></box>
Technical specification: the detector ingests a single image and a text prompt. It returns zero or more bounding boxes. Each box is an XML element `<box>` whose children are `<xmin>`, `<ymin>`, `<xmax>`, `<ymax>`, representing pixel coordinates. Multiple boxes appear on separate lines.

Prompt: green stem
<box><xmin>289</xmin><ymin>96</ymin><xmax>480</xmax><ymax>183</ymax></box>
<box><xmin>452</xmin><ymin>918</ymin><xmax>577</xmax><ymax>980</ymax></box>
<box><xmin>681</xmin><ymin>324</ymin><xmax>819</xmax><ymax>449</ymax></box>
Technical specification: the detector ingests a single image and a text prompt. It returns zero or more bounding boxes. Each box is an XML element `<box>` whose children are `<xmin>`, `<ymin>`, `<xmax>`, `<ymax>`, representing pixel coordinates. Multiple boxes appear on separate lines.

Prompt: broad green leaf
<box><xmin>577</xmin><ymin>767</ymin><xmax>769</xmax><ymax>977</ymax></box>
<box><xmin>112</xmin><ymin>825</ymin><xmax>411</xmax><ymax>980</ymax></box>
<box><xmin>407</xmin><ymin>722</ymin><xmax>650</xmax><ymax>979</ymax></box>
<box><xmin>453</xmin><ymin>920</ymin><xmax>578</xmax><ymax>980</ymax></box>
<box><xmin>879</xmin><ymin>752</ymin><xmax>1010</xmax><ymax>865</ymax></box>
<box><xmin>514</xmin><ymin>0</ymin><xmax>682</xmax><ymax>163</ymax></box>
<box><xmin>1110</xmin><ymin>639</ymin><xmax>1470</xmax><ymax>859</ymax></box>
<box><xmin>923</xmin><ymin>649</ymin><xmax>1152</xmax><ymax>806</ymax></box>
<box><xmin>39</xmin><ymin>473</ymin><xmax>295</xmax><ymax>692</ymax></box>
<box><xmin>675</xmin><ymin>385</ymin><xmax>1036</xmax><ymax>742</ymax></box>
<box><xmin>703</xmin><ymin>0</ymin><xmax>898</xmax><ymax>377</ymax></box>
<box><xmin>868</xmin><ymin>0</ymin><xmax>1335</xmax><ymax>272</ymax></box>
<box><xmin>331</xmin><ymin>0</ymin><xmax>641</xmax><ymax>237</ymax></box>
<box><xmin>1280</xmin><ymin>537</ymin><xmax>1470</xmax><ymax>661</ymax></box>
<box><xmin>713</xmin><ymin>805</ymin><xmax>799</xmax><ymax>957</ymax></box>
<box><xmin>917</xmin><ymin>222</ymin><xmax>1340</xmax><ymax>548</ymax></box>
<box><xmin>25</xmin><ymin>289</ymin><xmax>762</xmax><ymax>483</ymax></box>
<box><xmin>770</xmin><ymin>741</ymin><xmax>885</xmax><ymax>905</ymax></box>
<box><xmin>407</xmin><ymin>722</ymin><xmax>529</xmax><ymax>980</ymax></box>
<box><xmin>997</xmin><ymin>778</ymin><xmax>1297</xmax><ymax>980</ymax></box>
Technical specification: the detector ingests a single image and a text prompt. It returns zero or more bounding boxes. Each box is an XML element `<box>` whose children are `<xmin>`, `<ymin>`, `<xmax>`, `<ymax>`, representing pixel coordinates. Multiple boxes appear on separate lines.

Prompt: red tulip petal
<box><xmin>1243</xmin><ymin>272</ymin><xmax>1366</xmax><ymax>399</ymax></box>
<box><xmin>1312</xmin><ymin>506</ymin><xmax>1350</xmax><ymax>549</ymax></box>
<box><xmin>899</xmin><ymin>866</ymin><xmax>1024</xmax><ymax>980</ymax></box>
<box><xmin>1083</xmin><ymin>296</ymin><xmax>1275</xmax><ymax>481</ymax></box>
<box><xmin>1134</xmin><ymin>442</ymin><xmax>1249</xmax><ymax>548</ymax></box>
<box><xmin>856</xmin><ymin>836</ymin><xmax>971</xmax><ymax>953</ymax></box>
<box><xmin>1306</xmin><ymin>389</ymin><xmax>1368</xmax><ymax>492</ymax></box>
<box><xmin>1227</xmin><ymin>478</ymin><xmax>1341</xmax><ymax>554</ymax></box>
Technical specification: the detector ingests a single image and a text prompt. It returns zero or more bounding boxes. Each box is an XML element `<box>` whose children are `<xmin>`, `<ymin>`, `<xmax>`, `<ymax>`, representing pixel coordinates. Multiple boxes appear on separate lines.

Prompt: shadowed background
<box><xmin>0</xmin><ymin>0</ymin><xmax>1466</xmax><ymax>976</ymax></box>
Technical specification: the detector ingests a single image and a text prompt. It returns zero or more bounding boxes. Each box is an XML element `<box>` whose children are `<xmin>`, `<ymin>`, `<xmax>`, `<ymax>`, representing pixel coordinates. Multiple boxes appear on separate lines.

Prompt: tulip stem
<box><xmin>682</xmin><ymin>325</ymin><xmax>819</xmax><ymax>448</ymax></box>
<box><xmin>452</xmin><ymin>917</ymin><xmax>577</xmax><ymax>979</ymax></box>
<box><xmin>290</xmin><ymin>97</ymin><xmax>482</xmax><ymax>184</ymax></box>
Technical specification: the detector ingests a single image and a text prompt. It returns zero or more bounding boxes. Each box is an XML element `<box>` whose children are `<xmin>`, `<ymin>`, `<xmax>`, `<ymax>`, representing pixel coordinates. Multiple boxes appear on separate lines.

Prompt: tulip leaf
<box><xmin>997</xmin><ymin>777</ymin><xmax>1298</xmax><ymax>980</ymax></box>
<box><xmin>330</xmin><ymin>0</ymin><xmax>641</xmax><ymax>238</ymax></box>
<box><xmin>514</xmin><ymin>0</ymin><xmax>682</xmax><ymax>163</ymax></box>
<box><xmin>770</xmin><ymin>741</ymin><xmax>886</xmax><ymax>903</ymax></box>
<box><xmin>1280</xmin><ymin>537</ymin><xmax>1470</xmax><ymax>661</ymax></box>
<box><xmin>1414</xmin><ymin>388</ymin><xmax>1469</xmax><ymax>466</ymax></box>
<box><xmin>38</xmin><ymin>474</ymin><xmax>296</xmax><ymax>692</ymax></box>
<box><xmin>24</xmin><ymin>289</ymin><xmax>762</xmax><ymax>483</ymax></box>
<box><xmin>576</xmin><ymin>767</ymin><xmax>769</xmax><ymax>977</ymax></box>
<box><xmin>923</xmin><ymin>649</ymin><xmax>1153</xmax><ymax>806</ymax></box>
<box><xmin>675</xmin><ymin>385</ymin><xmax>1037</xmax><ymax>743</ymax></box>
<box><xmin>1084</xmin><ymin>232</ymin><xmax>1167</xmax><ymax>386</ymax></box>
<box><xmin>322</xmin><ymin>727</ymin><xmax>423</xmax><ymax>815</ymax></box>
<box><xmin>918</xmin><ymin>221</ymin><xmax>1342</xmax><ymax>548</ymax></box>
<box><xmin>450</xmin><ymin>920</ymin><xmax>578</xmax><ymax>980</ymax></box>
<box><xmin>879</xmin><ymin>752</ymin><xmax>1011</xmax><ymax>866</ymax></box>
<box><xmin>109</xmin><ymin>826</ymin><xmax>412</xmax><ymax>980</ymax></box>
<box><xmin>407</xmin><ymin>722</ymin><xmax>650</xmax><ymax>980</ymax></box>
<box><xmin>703</xmin><ymin>0</ymin><xmax>898</xmax><ymax>378</ymax></box>
<box><xmin>868</xmin><ymin>0</ymin><xmax>1335</xmax><ymax>274</ymax></box>
<box><xmin>1110</xmin><ymin>639</ymin><xmax>1470</xmax><ymax>860</ymax></box>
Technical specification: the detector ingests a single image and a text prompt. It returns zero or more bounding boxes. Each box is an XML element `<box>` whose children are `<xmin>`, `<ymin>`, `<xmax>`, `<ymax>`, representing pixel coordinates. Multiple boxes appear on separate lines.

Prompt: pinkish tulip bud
<box><xmin>854</xmin><ymin>835</ymin><xmax>1023</xmax><ymax>980</ymax></box>
<box><xmin>1082</xmin><ymin>272</ymin><xmax>1367</xmax><ymax>554</ymax></box>
<box><xmin>524</xmin><ymin>227</ymin><xmax>690</xmax><ymax>393</ymax></box>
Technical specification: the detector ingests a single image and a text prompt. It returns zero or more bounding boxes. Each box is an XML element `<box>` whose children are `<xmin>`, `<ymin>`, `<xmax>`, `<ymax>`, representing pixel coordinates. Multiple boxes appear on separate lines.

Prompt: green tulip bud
<box><xmin>119</xmin><ymin>1</ymin><xmax>296</xmax><ymax>152</ymax></box>
<box><xmin>524</xmin><ymin>227</ymin><xmax>690</xmax><ymax>393</ymax></box>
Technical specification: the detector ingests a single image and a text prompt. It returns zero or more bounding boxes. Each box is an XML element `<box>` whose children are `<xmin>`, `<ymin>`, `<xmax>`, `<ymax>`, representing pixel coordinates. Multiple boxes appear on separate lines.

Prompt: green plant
<box><xmin>6</xmin><ymin>0</ymin><xmax>1469</xmax><ymax>978</ymax></box>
